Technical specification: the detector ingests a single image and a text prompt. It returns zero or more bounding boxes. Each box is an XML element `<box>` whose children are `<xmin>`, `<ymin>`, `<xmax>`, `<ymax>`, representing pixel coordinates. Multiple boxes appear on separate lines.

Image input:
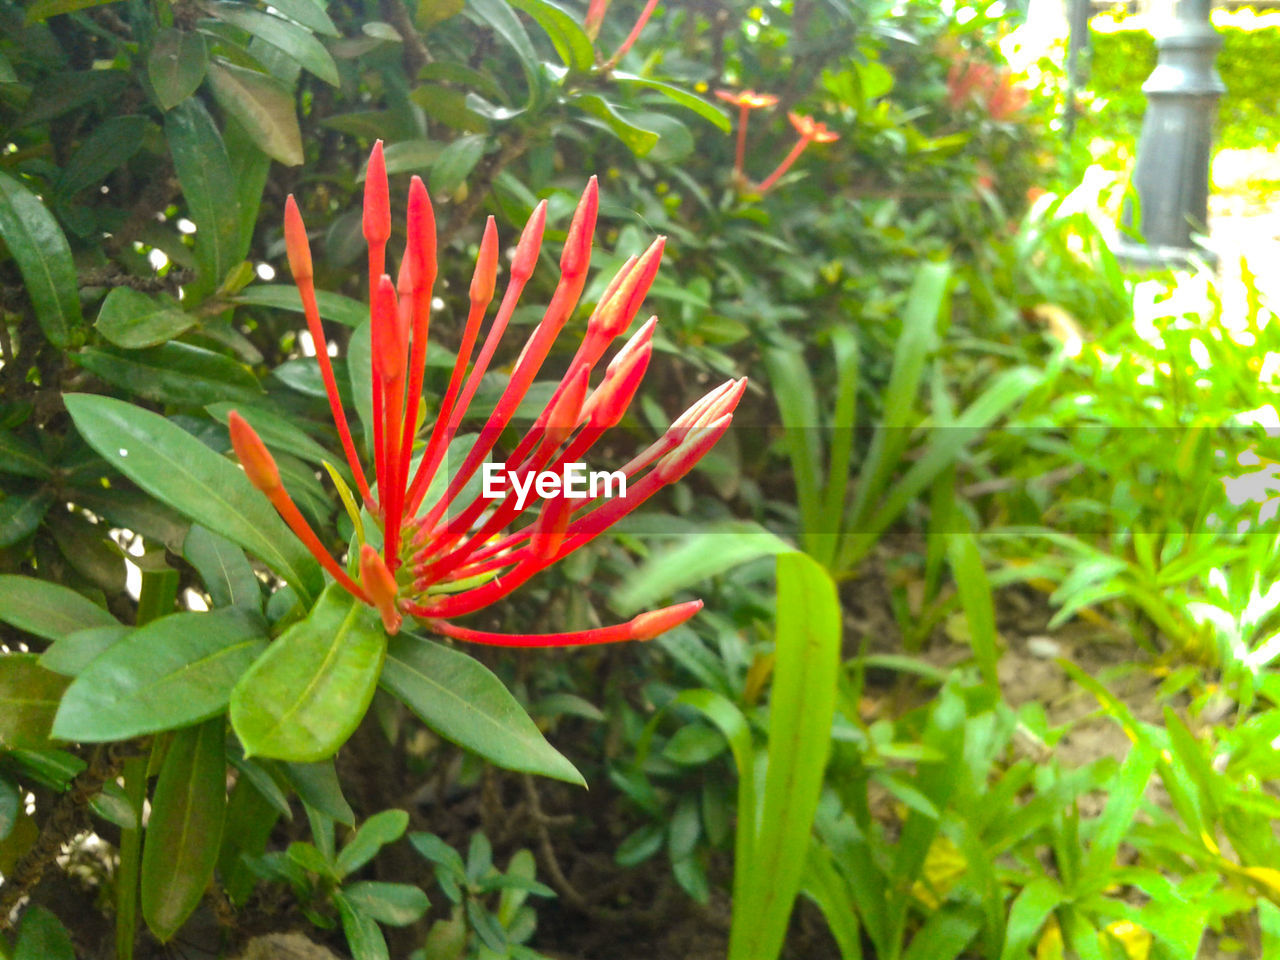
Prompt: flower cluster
<box><xmin>714</xmin><ymin>90</ymin><xmax>839</xmax><ymax>194</ymax></box>
<box><xmin>230</xmin><ymin>142</ymin><xmax>744</xmax><ymax>646</ymax></box>
<box><xmin>946</xmin><ymin>59</ymin><xmax>1030</xmax><ymax>122</ymax></box>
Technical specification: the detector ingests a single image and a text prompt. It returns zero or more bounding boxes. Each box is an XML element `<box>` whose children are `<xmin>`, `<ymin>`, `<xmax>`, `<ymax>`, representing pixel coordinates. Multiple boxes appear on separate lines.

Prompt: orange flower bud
<box><xmin>228</xmin><ymin>411</ymin><xmax>282</xmax><ymax>494</ymax></box>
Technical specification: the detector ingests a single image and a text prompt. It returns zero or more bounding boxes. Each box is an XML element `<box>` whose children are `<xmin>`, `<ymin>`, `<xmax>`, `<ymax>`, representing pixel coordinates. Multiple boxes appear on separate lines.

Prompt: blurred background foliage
<box><xmin>0</xmin><ymin>0</ymin><xmax>1278</xmax><ymax>958</ymax></box>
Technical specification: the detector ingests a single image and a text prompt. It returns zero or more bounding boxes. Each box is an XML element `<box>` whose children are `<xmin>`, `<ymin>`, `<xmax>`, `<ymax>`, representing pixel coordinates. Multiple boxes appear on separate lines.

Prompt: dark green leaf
<box><xmin>63</xmin><ymin>394</ymin><xmax>323</xmax><ymax>602</ymax></box>
<box><xmin>230</xmin><ymin>584</ymin><xmax>386</xmax><ymax>762</ymax></box>
<box><xmin>205</xmin><ymin>403</ymin><xmax>334</xmax><ymax>466</ymax></box>
<box><xmin>53</xmin><ymin>608</ymin><xmax>267</xmax><ymax>741</ymax></box>
<box><xmin>0</xmin><ymin>171</ymin><xmax>83</xmax><ymax>347</ymax></box>
<box><xmin>0</xmin><ymin>575</ymin><xmax>117</xmax><ymax>640</ymax></box>
<box><xmin>204</xmin><ymin>3</ymin><xmax>339</xmax><ymax>86</ymax></box>
<box><xmin>13</xmin><ymin>906</ymin><xmax>74</xmax><ymax>960</ymax></box>
<box><xmin>467</xmin><ymin>0</ymin><xmax>542</xmax><ymax>105</ymax></box>
<box><xmin>55</xmin><ymin>115</ymin><xmax>148</xmax><ymax>197</ymax></box>
<box><xmin>0</xmin><ymin>431</ymin><xmax>49</xmax><ymax>478</ymax></box>
<box><xmin>279</xmin><ymin>759</ymin><xmax>354</xmax><ymax>824</ymax></box>
<box><xmin>0</xmin><ymin>492</ymin><xmax>52</xmax><ymax>546</ymax></box>
<box><xmin>663</xmin><ymin>724</ymin><xmax>728</xmax><ymax>765</ymax></box>
<box><xmin>429</xmin><ymin>134</ymin><xmax>486</xmax><ymax>196</ymax></box>
<box><xmin>615</xmin><ymin>823</ymin><xmax>664</xmax><ymax>866</ymax></box>
<box><xmin>232</xmin><ymin>284</ymin><xmax>368</xmax><ymax>327</ymax></box>
<box><xmin>343</xmin><ymin>881</ymin><xmax>430</xmax><ymax>925</ymax></box>
<box><xmin>381</xmin><ymin>634</ymin><xmax>584</xmax><ymax>785</ymax></box>
<box><xmin>336</xmin><ymin>809</ymin><xmax>410</xmax><ymax>877</ymax></box>
<box><xmin>141</xmin><ymin>717</ymin><xmax>227</xmax><ymax>941</ymax></box>
<box><xmin>165</xmin><ymin>98</ymin><xmax>241</xmax><ymax>294</ymax></box>
<box><xmin>206</xmin><ymin>59</ymin><xmax>303</xmax><ymax>166</ymax></box>
<box><xmin>24</xmin><ymin>0</ymin><xmax>121</xmax><ymax>21</ymax></box>
<box><xmin>0</xmin><ymin>655</ymin><xmax>69</xmax><ymax>749</ymax></box>
<box><xmin>94</xmin><ymin>287</ymin><xmax>196</xmax><ymax>349</ymax></box>
<box><xmin>572</xmin><ymin>94</ymin><xmax>659</xmax><ymax>155</ymax></box>
<box><xmin>0</xmin><ymin>775</ymin><xmax>19</xmax><ymax>840</ymax></box>
<box><xmin>148</xmin><ymin>29</ymin><xmax>209</xmax><ymax>110</ymax></box>
<box><xmin>76</xmin><ymin>343</ymin><xmax>262</xmax><ymax>406</ymax></box>
<box><xmin>183</xmin><ymin>524</ymin><xmax>262</xmax><ymax>610</ymax></box>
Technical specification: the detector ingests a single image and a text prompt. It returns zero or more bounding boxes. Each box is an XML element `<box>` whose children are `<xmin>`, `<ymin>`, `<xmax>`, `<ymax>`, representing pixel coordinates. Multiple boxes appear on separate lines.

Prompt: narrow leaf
<box><xmin>206</xmin><ymin>59</ymin><xmax>304</xmax><ymax>166</ymax></box>
<box><xmin>0</xmin><ymin>575</ymin><xmax>118</xmax><ymax>640</ymax></box>
<box><xmin>0</xmin><ymin>171</ymin><xmax>83</xmax><ymax>346</ymax></box>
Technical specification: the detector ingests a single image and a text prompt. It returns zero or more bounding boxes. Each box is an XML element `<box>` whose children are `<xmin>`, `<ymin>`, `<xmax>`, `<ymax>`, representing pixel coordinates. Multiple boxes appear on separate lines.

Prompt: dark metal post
<box><xmin>1118</xmin><ymin>0</ymin><xmax>1225</xmax><ymax>269</ymax></box>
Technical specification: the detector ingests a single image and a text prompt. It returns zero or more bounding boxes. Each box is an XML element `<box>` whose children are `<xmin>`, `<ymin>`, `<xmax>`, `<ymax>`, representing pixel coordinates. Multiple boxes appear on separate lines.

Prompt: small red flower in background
<box><xmin>947</xmin><ymin>58</ymin><xmax>1029</xmax><ymax>121</ymax></box>
<box><xmin>229</xmin><ymin>141</ymin><xmax>744</xmax><ymax>646</ymax></box>
<box><xmin>755</xmin><ymin>112</ymin><xmax>841</xmax><ymax>194</ymax></box>
<box><xmin>715</xmin><ymin>88</ymin><xmax>781</xmax><ymax>184</ymax></box>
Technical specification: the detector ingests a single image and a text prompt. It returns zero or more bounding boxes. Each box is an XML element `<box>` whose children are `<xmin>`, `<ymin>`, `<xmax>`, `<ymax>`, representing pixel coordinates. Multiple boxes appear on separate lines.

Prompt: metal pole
<box><xmin>1117</xmin><ymin>0</ymin><xmax>1225</xmax><ymax>269</ymax></box>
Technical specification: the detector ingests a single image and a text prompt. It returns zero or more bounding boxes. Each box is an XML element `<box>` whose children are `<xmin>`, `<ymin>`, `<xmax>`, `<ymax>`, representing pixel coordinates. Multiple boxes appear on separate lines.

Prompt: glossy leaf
<box><xmin>729</xmin><ymin>553</ymin><xmax>840</xmax><ymax>960</ymax></box>
<box><xmin>204</xmin><ymin>3</ymin><xmax>339</xmax><ymax>86</ymax></box>
<box><xmin>63</xmin><ymin>393</ymin><xmax>323</xmax><ymax>602</ymax></box>
<box><xmin>268</xmin><ymin>0</ymin><xmax>339</xmax><ymax>36</ymax></box>
<box><xmin>205</xmin><ymin>403</ymin><xmax>334</xmax><ymax>467</ymax></box>
<box><xmin>508</xmin><ymin>0</ymin><xmax>594</xmax><ymax>71</ymax></box>
<box><xmin>76</xmin><ymin>342</ymin><xmax>262</xmax><ymax>406</ymax></box>
<box><xmin>0</xmin><ymin>575</ymin><xmax>118</xmax><ymax>640</ymax></box>
<box><xmin>165</xmin><ymin>98</ymin><xmax>241</xmax><ymax>294</ymax></box>
<box><xmin>0</xmin><ymin>171</ymin><xmax>83</xmax><ymax>347</ymax></box>
<box><xmin>141</xmin><ymin>717</ymin><xmax>227</xmax><ymax>941</ymax></box>
<box><xmin>230</xmin><ymin>585</ymin><xmax>386</xmax><ymax>762</ymax></box>
<box><xmin>94</xmin><ymin>287</ymin><xmax>196</xmax><ymax>349</ymax></box>
<box><xmin>206</xmin><ymin>59</ymin><xmax>304</xmax><ymax>166</ymax></box>
<box><xmin>183</xmin><ymin>524</ymin><xmax>262</xmax><ymax>610</ymax></box>
<box><xmin>53</xmin><ymin>608</ymin><xmax>267</xmax><ymax>742</ymax></box>
<box><xmin>572</xmin><ymin>94</ymin><xmax>659</xmax><ymax>155</ymax></box>
<box><xmin>0</xmin><ymin>655</ymin><xmax>70</xmax><ymax>749</ymax></box>
<box><xmin>148</xmin><ymin>29</ymin><xmax>208</xmax><ymax>110</ymax></box>
<box><xmin>381</xmin><ymin>633</ymin><xmax>585</xmax><ymax>786</ymax></box>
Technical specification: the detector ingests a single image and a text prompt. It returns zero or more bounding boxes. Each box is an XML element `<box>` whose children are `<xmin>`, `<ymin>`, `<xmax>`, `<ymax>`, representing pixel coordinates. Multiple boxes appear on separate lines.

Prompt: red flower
<box><xmin>755</xmin><ymin>112</ymin><xmax>840</xmax><ymax>194</ymax></box>
<box><xmin>229</xmin><ymin>142</ymin><xmax>743</xmax><ymax>647</ymax></box>
<box><xmin>716</xmin><ymin>89</ymin><xmax>780</xmax><ymax>184</ymax></box>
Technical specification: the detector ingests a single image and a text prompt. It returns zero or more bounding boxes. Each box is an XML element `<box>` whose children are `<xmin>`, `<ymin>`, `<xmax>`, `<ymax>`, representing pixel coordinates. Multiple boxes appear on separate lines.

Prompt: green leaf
<box><xmin>268</xmin><ymin>0</ymin><xmax>339</xmax><ymax>35</ymax></box>
<box><xmin>55</xmin><ymin>115</ymin><xmax>148</xmax><ymax>197</ymax></box>
<box><xmin>729</xmin><ymin>553</ymin><xmax>840</xmax><ymax>960</ymax></box>
<box><xmin>611</xmin><ymin>72</ymin><xmax>731</xmax><ymax>132</ymax></box>
<box><xmin>663</xmin><ymin>724</ymin><xmax>728</xmax><ymax>765</ymax></box>
<box><xmin>0</xmin><ymin>431</ymin><xmax>50</xmax><ymax>479</ymax></box>
<box><xmin>335</xmin><ymin>891</ymin><xmax>390</xmax><ymax>960</ymax></box>
<box><xmin>13</xmin><ymin>905</ymin><xmax>75</xmax><ymax>960</ymax></box>
<box><xmin>230</xmin><ymin>584</ymin><xmax>386</xmax><ymax>762</ymax></box>
<box><xmin>614</xmin><ymin>520</ymin><xmax>791</xmax><ymax>613</ymax></box>
<box><xmin>508</xmin><ymin>0</ymin><xmax>594</xmax><ymax>71</ymax></box>
<box><xmin>63</xmin><ymin>393</ymin><xmax>323</xmax><ymax>602</ymax></box>
<box><xmin>764</xmin><ymin>342</ymin><xmax>824</xmax><ymax>559</ymax></box>
<box><xmin>232</xmin><ymin>284</ymin><xmax>368</xmax><ymax>327</ymax></box>
<box><xmin>429</xmin><ymin>134</ymin><xmax>486</xmax><ymax>196</ymax></box>
<box><xmin>94</xmin><ymin>287</ymin><xmax>196</xmax><ymax>349</ymax></box>
<box><xmin>53</xmin><ymin>608</ymin><xmax>267</xmax><ymax>742</ymax></box>
<box><xmin>0</xmin><ymin>575</ymin><xmax>118</xmax><ymax>640</ymax></box>
<box><xmin>204</xmin><ymin>3</ymin><xmax>339</xmax><ymax>86</ymax></box>
<box><xmin>141</xmin><ymin>717</ymin><xmax>227</xmax><ymax>942</ymax></box>
<box><xmin>999</xmin><ymin>878</ymin><xmax>1064</xmax><ymax>960</ymax></box>
<box><xmin>0</xmin><ymin>491</ymin><xmax>51</xmax><ymax>547</ymax></box>
<box><xmin>23</xmin><ymin>0</ymin><xmax>121</xmax><ymax>20</ymax></box>
<box><xmin>165</xmin><ymin>98</ymin><xmax>241</xmax><ymax>296</ymax></box>
<box><xmin>205</xmin><ymin>402</ymin><xmax>335</xmax><ymax>467</ymax></box>
<box><xmin>381</xmin><ymin>633</ymin><xmax>584</xmax><ymax>786</ymax></box>
<box><xmin>342</xmin><ymin>881</ymin><xmax>430</xmax><ymax>926</ymax></box>
<box><xmin>76</xmin><ymin>342</ymin><xmax>262</xmax><ymax>406</ymax></box>
<box><xmin>0</xmin><ymin>655</ymin><xmax>70</xmax><ymax>749</ymax></box>
<box><xmin>467</xmin><ymin>0</ymin><xmax>543</xmax><ymax>106</ymax></box>
<box><xmin>40</xmin><ymin>625</ymin><xmax>130</xmax><ymax>677</ymax></box>
<box><xmin>278</xmin><ymin>759</ymin><xmax>354</xmax><ymax>824</ymax></box>
<box><xmin>946</xmin><ymin>528</ymin><xmax>1000</xmax><ymax>693</ymax></box>
<box><xmin>0</xmin><ymin>171</ymin><xmax>83</xmax><ymax>347</ymax></box>
<box><xmin>183</xmin><ymin>524</ymin><xmax>262</xmax><ymax>610</ymax></box>
<box><xmin>572</xmin><ymin>94</ymin><xmax>660</xmax><ymax>155</ymax></box>
<box><xmin>148</xmin><ymin>29</ymin><xmax>209</xmax><ymax>110</ymax></box>
<box><xmin>336</xmin><ymin>809</ymin><xmax>410</xmax><ymax>877</ymax></box>
<box><xmin>0</xmin><ymin>775</ymin><xmax>20</xmax><ymax>840</ymax></box>
<box><xmin>206</xmin><ymin>59</ymin><xmax>304</xmax><ymax>166</ymax></box>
